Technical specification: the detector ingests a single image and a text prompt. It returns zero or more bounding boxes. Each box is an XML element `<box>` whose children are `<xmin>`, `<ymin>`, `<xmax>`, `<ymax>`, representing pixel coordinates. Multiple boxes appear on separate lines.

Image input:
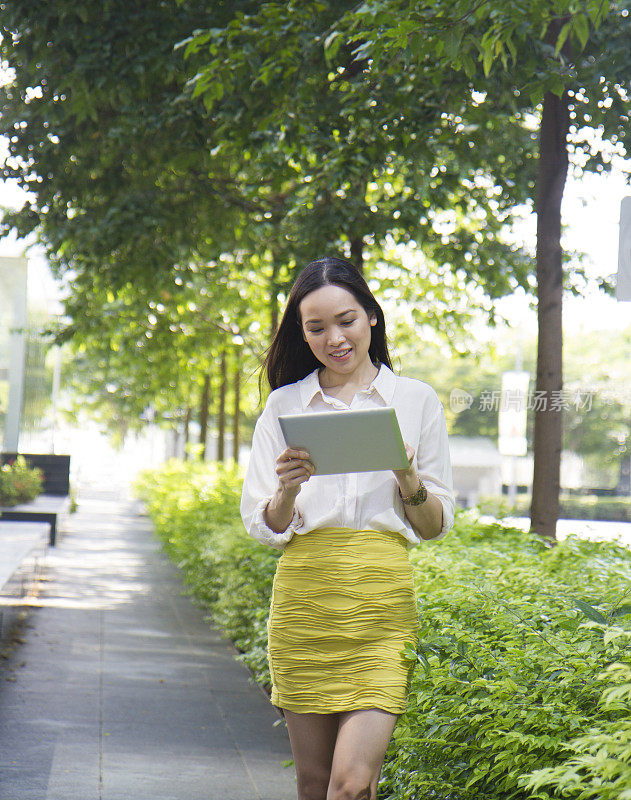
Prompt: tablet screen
<box><xmin>278</xmin><ymin>406</ymin><xmax>409</xmax><ymax>475</ymax></box>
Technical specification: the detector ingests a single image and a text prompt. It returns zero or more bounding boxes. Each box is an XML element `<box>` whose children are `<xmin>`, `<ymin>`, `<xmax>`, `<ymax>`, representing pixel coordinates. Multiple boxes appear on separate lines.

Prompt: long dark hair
<box><xmin>258</xmin><ymin>256</ymin><xmax>394</xmax><ymax>398</ymax></box>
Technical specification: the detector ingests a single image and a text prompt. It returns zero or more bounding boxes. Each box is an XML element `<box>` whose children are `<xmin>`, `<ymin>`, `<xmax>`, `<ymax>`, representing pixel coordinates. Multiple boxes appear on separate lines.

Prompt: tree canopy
<box><xmin>2</xmin><ymin>0</ymin><xmax>630</xmax><ymax>527</ymax></box>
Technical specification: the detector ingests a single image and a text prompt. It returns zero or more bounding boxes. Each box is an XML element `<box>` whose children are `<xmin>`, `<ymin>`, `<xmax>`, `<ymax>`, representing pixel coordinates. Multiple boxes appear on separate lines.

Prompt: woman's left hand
<box><xmin>393</xmin><ymin>442</ymin><xmax>417</xmax><ymax>480</ymax></box>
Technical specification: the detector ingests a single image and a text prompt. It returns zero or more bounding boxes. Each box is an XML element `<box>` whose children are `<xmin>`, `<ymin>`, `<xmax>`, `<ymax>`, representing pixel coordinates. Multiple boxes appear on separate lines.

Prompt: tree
<box><xmin>317</xmin><ymin>0</ymin><xmax>630</xmax><ymax>536</ymax></box>
<box><xmin>180</xmin><ymin>0</ymin><xmax>536</xmax><ymax>296</ymax></box>
<box><xmin>1</xmin><ymin>0</ymin><xmax>538</xmax><ymax>454</ymax></box>
<box><xmin>0</xmin><ymin>0</ymin><xmax>246</xmax><ymax>291</ymax></box>
<box><xmin>184</xmin><ymin>0</ymin><xmax>631</xmax><ymax>533</ymax></box>
<box><xmin>6</xmin><ymin>0</ymin><xmax>628</xmax><ymax>509</ymax></box>
<box><xmin>0</xmin><ymin>0</ymin><xmax>307</xmax><ymax>452</ymax></box>
<box><xmin>56</xmin><ymin>256</ymin><xmax>271</xmax><ymax>457</ymax></box>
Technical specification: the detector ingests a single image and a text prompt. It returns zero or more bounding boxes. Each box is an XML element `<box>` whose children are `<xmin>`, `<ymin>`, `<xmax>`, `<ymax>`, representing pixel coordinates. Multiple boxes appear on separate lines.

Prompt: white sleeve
<box><xmin>416</xmin><ymin>399</ymin><xmax>456</xmax><ymax>541</ymax></box>
<box><xmin>240</xmin><ymin>397</ymin><xmax>305</xmax><ymax>550</ymax></box>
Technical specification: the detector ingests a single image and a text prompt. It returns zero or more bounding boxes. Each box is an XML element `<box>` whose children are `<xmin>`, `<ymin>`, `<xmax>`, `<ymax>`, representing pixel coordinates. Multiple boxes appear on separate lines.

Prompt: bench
<box><xmin>0</xmin><ymin>520</ymin><xmax>48</xmax><ymax>640</ymax></box>
<box><xmin>0</xmin><ymin>454</ymin><xmax>71</xmax><ymax>546</ymax></box>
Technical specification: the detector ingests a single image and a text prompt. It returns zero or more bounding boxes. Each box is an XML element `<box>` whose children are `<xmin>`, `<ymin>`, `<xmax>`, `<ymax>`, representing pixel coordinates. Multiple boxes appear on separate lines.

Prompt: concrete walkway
<box><xmin>0</xmin><ymin>489</ymin><xmax>296</xmax><ymax>800</ymax></box>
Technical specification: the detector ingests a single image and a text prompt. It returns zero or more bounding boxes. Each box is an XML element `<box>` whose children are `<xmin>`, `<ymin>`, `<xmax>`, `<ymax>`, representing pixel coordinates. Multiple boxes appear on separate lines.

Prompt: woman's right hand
<box><xmin>275</xmin><ymin>447</ymin><xmax>315</xmax><ymax>495</ymax></box>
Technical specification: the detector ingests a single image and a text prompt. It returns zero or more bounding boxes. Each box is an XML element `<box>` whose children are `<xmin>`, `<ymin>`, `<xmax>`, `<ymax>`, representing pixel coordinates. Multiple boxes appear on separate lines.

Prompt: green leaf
<box><xmin>417</xmin><ymin>651</ymin><xmax>431</xmax><ymax>672</ymax></box>
<box><xmin>548</xmin><ymin>74</ymin><xmax>566</xmax><ymax>98</ymax></box>
<box><xmin>573</xmin><ymin>13</ymin><xmax>590</xmax><ymax>50</ymax></box>
<box><xmin>402</xmin><ymin>643</ymin><xmax>418</xmax><ymax>661</ymax></box>
<box><xmin>603</xmin><ymin>626</ymin><xmax>628</xmax><ymax>645</ymax></box>
<box><xmin>587</xmin><ymin>0</ymin><xmax>610</xmax><ymax>26</ymax></box>
<box><xmin>482</xmin><ymin>45</ymin><xmax>493</xmax><ymax>77</ymax></box>
<box><xmin>174</xmin><ymin>34</ymin><xmax>195</xmax><ymax>52</ymax></box>
<box><xmin>554</xmin><ymin>21</ymin><xmax>572</xmax><ymax>55</ymax></box>
<box><xmin>351</xmin><ymin>40</ymin><xmax>372</xmax><ymax>60</ymax></box>
<box><xmin>324</xmin><ymin>30</ymin><xmax>343</xmax><ymax>62</ymax></box>
<box><xmin>462</xmin><ymin>53</ymin><xmax>476</xmax><ymax>79</ymax></box>
<box><xmin>505</xmin><ymin>36</ymin><xmax>517</xmax><ymax>63</ymax></box>
<box><xmin>574</xmin><ymin>598</ymin><xmax>607</xmax><ymax>624</ymax></box>
<box><xmin>504</xmin><ymin>677</ymin><xmax>520</xmax><ymax>692</ymax></box>
<box><xmin>444</xmin><ymin>30</ymin><xmax>462</xmax><ymax>61</ymax></box>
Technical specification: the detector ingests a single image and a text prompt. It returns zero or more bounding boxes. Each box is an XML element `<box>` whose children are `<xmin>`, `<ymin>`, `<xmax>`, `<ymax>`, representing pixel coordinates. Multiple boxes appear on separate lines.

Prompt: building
<box><xmin>0</xmin><ymin>254</ymin><xmax>54</xmax><ymax>452</ymax></box>
<box><xmin>449</xmin><ymin>436</ymin><xmax>503</xmax><ymax>508</ymax></box>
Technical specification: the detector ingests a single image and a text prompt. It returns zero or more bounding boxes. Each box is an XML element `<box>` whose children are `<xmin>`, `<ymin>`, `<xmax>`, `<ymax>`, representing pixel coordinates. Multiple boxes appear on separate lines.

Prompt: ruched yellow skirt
<box><xmin>267</xmin><ymin>527</ymin><xmax>420</xmax><ymax>714</ymax></box>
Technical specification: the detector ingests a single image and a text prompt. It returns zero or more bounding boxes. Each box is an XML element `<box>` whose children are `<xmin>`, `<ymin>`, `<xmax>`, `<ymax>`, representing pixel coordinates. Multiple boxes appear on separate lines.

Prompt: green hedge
<box><xmin>0</xmin><ymin>455</ymin><xmax>44</xmax><ymax>506</ymax></box>
<box><xmin>132</xmin><ymin>460</ymin><xmax>631</xmax><ymax>800</ymax></box>
<box><xmin>478</xmin><ymin>494</ymin><xmax>631</xmax><ymax>522</ymax></box>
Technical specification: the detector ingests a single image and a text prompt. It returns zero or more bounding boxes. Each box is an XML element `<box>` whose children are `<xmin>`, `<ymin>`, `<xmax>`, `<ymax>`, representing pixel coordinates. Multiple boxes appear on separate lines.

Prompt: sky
<box><xmin>499</xmin><ymin>165</ymin><xmax>631</xmax><ymax>336</ymax></box>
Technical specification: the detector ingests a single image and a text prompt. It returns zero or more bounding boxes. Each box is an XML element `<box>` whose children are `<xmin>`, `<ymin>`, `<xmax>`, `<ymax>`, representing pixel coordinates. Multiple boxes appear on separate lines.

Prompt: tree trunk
<box><xmin>270</xmin><ymin>258</ymin><xmax>280</xmax><ymax>338</ymax></box>
<box><xmin>183</xmin><ymin>405</ymin><xmax>192</xmax><ymax>461</ymax></box>
<box><xmin>530</xmin><ymin>87</ymin><xmax>569</xmax><ymax>539</ymax></box>
<box><xmin>616</xmin><ymin>452</ymin><xmax>631</xmax><ymax>495</ymax></box>
<box><xmin>199</xmin><ymin>373</ymin><xmax>211</xmax><ymax>460</ymax></box>
<box><xmin>232</xmin><ymin>358</ymin><xmax>241</xmax><ymax>466</ymax></box>
<box><xmin>217</xmin><ymin>345</ymin><xmax>227</xmax><ymax>462</ymax></box>
<box><xmin>350</xmin><ymin>236</ymin><xmax>364</xmax><ymax>273</ymax></box>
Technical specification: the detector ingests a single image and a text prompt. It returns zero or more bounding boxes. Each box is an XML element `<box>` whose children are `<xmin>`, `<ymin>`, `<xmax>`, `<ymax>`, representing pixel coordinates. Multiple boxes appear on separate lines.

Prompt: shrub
<box><xmin>0</xmin><ymin>456</ymin><xmax>44</xmax><ymax>506</ymax></box>
<box><xmin>381</xmin><ymin>512</ymin><xmax>631</xmax><ymax>800</ymax></box>
<box><xmin>525</xmin><ymin>661</ymin><xmax>631</xmax><ymax>800</ymax></box>
<box><xmin>133</xmin><ymin>461</ymin><xmax>631</xmax><ymax>800</ymax></box>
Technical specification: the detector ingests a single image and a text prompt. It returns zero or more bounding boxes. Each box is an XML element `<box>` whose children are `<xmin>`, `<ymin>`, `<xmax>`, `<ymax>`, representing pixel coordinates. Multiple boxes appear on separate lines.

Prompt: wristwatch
<box><xmin>398</xmin><ymin>478</ymin><xmax>428</xmax><ymax>506</ymax></box>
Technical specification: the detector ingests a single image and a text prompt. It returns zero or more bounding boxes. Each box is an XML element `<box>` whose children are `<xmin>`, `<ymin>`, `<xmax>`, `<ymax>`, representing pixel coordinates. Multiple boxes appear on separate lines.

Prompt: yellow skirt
<box><xmin>267</xmin><ymin>527</ymin><xmax>420</xmax><ymax>714</ymax></box>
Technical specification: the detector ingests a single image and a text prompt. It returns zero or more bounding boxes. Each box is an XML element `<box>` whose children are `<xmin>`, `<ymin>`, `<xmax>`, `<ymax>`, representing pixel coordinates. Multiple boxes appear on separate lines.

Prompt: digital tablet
<box><xmin>278</xmin><ymin>406</ymin><xmax>410</xmax><ymax>475</ymax></box>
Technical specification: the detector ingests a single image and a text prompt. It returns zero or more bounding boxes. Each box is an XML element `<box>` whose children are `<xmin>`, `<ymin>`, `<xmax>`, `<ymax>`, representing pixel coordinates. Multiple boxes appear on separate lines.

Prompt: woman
<box><xmin>240</xmin><ymin>256</ymin><xmax>455</xmax><ymax>800</ymax></box>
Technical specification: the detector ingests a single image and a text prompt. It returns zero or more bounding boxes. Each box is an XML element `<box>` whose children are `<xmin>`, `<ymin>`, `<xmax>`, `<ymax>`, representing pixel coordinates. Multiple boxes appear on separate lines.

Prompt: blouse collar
<box><xmin>298</xmin><ymin>362</ymin><xmax>397</xmax><ymax>410</ymax></box>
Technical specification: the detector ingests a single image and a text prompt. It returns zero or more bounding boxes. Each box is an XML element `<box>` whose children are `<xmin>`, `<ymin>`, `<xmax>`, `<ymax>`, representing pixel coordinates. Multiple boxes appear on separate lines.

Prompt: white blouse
<box><xmin>240</xmin><ymin>363</ymin><xmax>455</xmax><ymax>551</ymax></box>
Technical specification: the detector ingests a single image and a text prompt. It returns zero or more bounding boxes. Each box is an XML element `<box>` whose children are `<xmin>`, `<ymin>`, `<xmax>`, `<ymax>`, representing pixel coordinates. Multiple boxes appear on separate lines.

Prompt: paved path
<box><xmin>0</xmin><ymin>489</ymin><xmax>295</xmax><ymax>800</ymax></box>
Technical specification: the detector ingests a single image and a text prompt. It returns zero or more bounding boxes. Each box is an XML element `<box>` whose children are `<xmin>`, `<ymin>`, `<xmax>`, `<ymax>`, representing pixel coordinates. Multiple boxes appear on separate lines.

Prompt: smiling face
<box><xmin>298</xmin><ymin>284</ymin><xmax>377</xmax><ymax>380</ymax></box>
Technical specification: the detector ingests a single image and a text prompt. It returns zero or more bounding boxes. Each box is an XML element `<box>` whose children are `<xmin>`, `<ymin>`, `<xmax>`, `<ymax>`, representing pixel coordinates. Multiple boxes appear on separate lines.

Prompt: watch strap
<box><xmin>398</xmin><ymin>478</ymin><xmax>428</xmax><ymax>506</ymax></box>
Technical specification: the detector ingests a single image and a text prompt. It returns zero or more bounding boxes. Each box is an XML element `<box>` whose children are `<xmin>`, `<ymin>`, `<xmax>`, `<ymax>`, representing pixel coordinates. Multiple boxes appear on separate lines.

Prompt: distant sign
<box><xmin>617</xmin><ymin>196</ymin><xmax>631</xmax><ymax>301</ymax></box>
<box><xmin>498</xmin><ymin>371</ymin><xmax>530</xmax><ymax>457</ymax></box>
